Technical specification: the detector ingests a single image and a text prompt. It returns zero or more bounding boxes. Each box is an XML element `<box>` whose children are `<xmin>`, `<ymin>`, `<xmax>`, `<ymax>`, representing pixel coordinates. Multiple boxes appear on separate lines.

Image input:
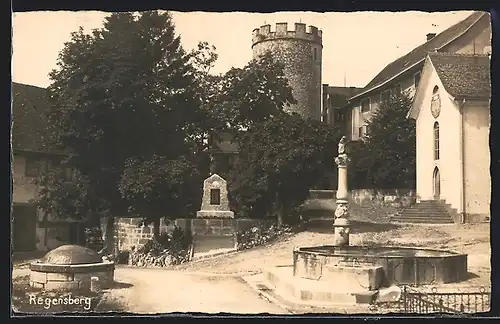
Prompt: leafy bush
<box><xmin>236</xmin><ymin>222</ymin><xmax>292</xmax><ymax>251</ymax></box>
<box><xmin>85</xmin><ymin>227</ymin><xmax>104</xmax><ymax>251</ymax></box>
<box><xmin>128</xmin><ymin>225</ymin><xmax>193</xmax><ymax>267</ymax></box>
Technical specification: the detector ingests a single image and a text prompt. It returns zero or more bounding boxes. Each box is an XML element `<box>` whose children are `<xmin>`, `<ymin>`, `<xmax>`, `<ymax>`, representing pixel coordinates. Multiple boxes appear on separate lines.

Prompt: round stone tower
<box><xmin>251</xmin><ymin>22</ymin><xmax>323</xmax><ymax>120</ymax></box>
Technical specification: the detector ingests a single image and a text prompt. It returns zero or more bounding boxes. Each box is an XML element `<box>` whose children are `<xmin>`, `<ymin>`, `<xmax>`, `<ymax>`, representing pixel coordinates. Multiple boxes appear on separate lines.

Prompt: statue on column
<box><xmin>333</xmin><ymin>136</ymin><xmax>351</xmax><ymax>247</ymax></box>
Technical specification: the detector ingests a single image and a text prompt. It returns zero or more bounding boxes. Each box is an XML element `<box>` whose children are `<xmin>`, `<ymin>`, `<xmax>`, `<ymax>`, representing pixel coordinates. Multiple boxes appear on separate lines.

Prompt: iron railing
<box><xmin>393</xmin><ymin>286</ymin><xmax>491</xmax><ymax>314</ymax></box>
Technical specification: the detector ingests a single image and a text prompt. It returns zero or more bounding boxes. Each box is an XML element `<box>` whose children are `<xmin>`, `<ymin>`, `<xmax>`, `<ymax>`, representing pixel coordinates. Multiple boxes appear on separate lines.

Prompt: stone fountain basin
<box><xmin>30</xmin><ymin>261</ymin><xmax>115</xmax><ymax>291</ymax></box>
<box><xmin>28</xmin><ymin>244</ymin><xmax>115</xmax><ymax>291</ymax></box>
<box><xmin>293</xmin><ymin>245</ymin><xmax>468</xmax><ymax>286</ymax></box>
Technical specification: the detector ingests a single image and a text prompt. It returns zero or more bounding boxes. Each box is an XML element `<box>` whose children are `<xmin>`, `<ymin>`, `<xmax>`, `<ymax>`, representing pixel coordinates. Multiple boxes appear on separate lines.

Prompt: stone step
<box><xmin>396</xmin><ymin>216</ymin><xmax>451</xmax><ymax>220</ymax></box>
<box><xmin>398</xmin><ymin>213</ymin><xmax>451</xmax><ymax>217</ymax></box>
<box><xmin>391</xmin><ymin>218</ymin><xmax>454</xmax><ymax>224</ymax></box>
<box><xmin>264</xmin><ymin>266</ymin><xmax>378</xmax><ymax>306</ymax></box>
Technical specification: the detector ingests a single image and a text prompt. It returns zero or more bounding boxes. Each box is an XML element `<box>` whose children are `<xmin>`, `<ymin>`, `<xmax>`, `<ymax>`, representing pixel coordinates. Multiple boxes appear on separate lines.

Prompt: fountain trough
<box><xmin>246</xmin><ymin>137</ymin><xmax>469</xmax><ymax>307</ymax></box>
<box><xmin>29</xmin><ymin>245</ymin><xmax>115</xmax><ymax>291</ymax></box>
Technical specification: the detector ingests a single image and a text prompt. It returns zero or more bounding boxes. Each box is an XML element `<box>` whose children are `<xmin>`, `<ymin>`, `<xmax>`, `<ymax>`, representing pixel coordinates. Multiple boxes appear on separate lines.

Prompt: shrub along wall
<box><xmin>114</xmin><ymin>217</ymin><xmax>275</xmax><ymax>253</ymax></box>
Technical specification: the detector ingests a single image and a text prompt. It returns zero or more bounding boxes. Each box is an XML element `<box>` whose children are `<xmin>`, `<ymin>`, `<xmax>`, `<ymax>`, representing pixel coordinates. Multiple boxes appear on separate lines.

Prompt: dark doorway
<box><xmin>433</xmin><ymin>167</ymin><xmax>441</xmax><ymax>200</ymax></box>
<box><xmin>12</xmin><ymin>204</ymin><xmax>37</xmax><ymax>252</ymax></box>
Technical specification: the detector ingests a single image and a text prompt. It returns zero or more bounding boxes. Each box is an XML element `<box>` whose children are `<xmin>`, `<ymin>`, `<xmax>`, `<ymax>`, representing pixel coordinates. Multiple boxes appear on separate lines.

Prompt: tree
<box><xmin>207</xmin><ymin>51</ymin><xmax>297</xmax><ymax>140</ymax></box>
<box><xmin>36</xmin><ymin>11</ymin><xmax>206</xmax><ymax>251</ymax></box>
<box><xmin>228</xmin><ymin>113</ymin><xmax>342</xmax><ymax>226</ymax></box>
<box><xmin>350</xmin><ymin>91</ymin><xmax>416</xmax><ymax>189</ymax></box>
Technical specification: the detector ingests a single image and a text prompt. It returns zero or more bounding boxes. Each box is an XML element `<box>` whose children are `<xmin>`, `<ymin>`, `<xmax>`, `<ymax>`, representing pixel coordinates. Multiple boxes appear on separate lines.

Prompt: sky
<box><xmin>12</xmin><ymin>10</ymin><xmax>474</xmax><ymax>89</ymax></box>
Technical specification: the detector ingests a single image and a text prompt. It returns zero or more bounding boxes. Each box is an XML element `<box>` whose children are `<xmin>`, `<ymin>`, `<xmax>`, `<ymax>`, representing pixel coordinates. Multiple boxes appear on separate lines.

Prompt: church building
<box><xmin>407</xmin><ymin>52</ymin><xmax>491</xmax><ymax>223</ymax></box>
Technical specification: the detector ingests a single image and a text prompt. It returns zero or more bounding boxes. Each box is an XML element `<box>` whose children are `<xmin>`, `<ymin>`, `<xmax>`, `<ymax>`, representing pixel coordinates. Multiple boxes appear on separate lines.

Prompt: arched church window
<box><xmin>433</xmin><ymin>121</ymin><xmax>440</xmax><ymax>160</ymax></box>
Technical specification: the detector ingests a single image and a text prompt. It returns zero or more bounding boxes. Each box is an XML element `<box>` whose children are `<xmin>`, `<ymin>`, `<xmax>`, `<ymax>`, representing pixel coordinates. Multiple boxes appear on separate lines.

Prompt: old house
<box><xmin>321</xmin><ymin>84</ymin><xmax>363</xmax><ymax>132</ymax></box>
<box><xmin>404</xmin><ymin>53</ymin><xmax>491</xmax><ymax>223</ymax></box>
<box><xmin>344</xmin><ymin>11</ymin><xmax>491</xmax><ymax>141</ymax></box>
<box><xmin>11</xmin><ymin>82</ymin><xmax>86</xmax><ymax>252</ymax></box>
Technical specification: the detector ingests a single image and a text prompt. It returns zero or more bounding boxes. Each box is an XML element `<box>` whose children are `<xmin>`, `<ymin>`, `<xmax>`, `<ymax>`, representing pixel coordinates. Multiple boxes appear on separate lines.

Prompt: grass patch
<box><xmin>11</xmin><ymin>275</ymin><xmax>126</xmax><ymax>314</ymax></box>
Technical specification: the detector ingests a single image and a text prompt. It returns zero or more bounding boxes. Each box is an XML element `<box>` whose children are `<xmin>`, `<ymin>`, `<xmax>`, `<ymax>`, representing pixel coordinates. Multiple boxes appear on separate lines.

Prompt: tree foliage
<box><xmin>228</xmin><ymin>113</ymin><xmax>342</xmax><ymax>225</ymax></box>
<box><xmin>349</xmin><ymin>91</ymin><xmax>416</xmax><ymax>189</ymax></box>
<box><xmin>35</xmin><ymin>10</ymin><xmax>301</xmax><ymax>240</ymax></box>
<box><xmin>36</xmin><ymin>11</ymin><xmax>208</xmax><ymax>239</ymax></box>
<box><xmin>207</xmin><ymin>51</ymin><xmax>297</xmax><ymax>139</ymax></box>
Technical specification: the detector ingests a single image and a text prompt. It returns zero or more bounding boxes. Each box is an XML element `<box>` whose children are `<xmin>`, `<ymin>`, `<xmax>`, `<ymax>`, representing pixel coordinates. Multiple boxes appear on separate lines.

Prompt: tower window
<box><xmin>313</xmin><ymin>48</ymin><xmax>317</xmax><ymax>61</ymax></box>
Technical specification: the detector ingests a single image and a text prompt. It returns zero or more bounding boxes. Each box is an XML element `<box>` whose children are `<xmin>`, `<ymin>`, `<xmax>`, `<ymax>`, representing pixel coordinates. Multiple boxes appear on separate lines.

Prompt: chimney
<box><xmin>426</xmin><ymin>33</ymin><xmax>436</xmax><ymax>41</ymax></box>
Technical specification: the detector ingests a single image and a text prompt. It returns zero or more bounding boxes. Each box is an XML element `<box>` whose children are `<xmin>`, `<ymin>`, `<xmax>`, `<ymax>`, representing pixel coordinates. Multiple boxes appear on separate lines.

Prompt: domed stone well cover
<box><xmin>42</xmin><ymin>245</ymin><xmax>103</xmax><ymax>265</ymax></box>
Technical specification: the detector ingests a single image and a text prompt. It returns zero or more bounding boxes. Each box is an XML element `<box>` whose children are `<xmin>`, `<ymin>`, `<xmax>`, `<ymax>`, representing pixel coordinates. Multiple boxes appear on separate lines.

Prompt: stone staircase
<box><xmin>390</xmin><ymin>200</ymin><xmax>455</xmax><ymax>224</ymax></box>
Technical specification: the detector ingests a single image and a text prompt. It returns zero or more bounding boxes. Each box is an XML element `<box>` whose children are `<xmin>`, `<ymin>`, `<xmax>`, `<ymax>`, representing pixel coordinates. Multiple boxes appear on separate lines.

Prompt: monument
<box><xmin>196</xmin><ymin>174</ymin><xmax>235</xmax><ymax>218</ymax></box>
<box><xmin>190</xmin><ymin>173</ymin><xmax>237</xmax><ymax>258</ymax></box>
<box><xmin>333</xmin><ymin>136</ymin><xmax>351</xmax><ymax>246</ymax></box>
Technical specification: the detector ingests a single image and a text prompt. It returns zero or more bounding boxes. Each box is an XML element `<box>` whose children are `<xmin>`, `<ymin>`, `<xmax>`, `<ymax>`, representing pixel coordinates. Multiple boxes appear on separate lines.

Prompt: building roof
<box><xmin>11</xmin><ymin>82</ymin><xmax>70</xmax><ymax>155</ymax></box>
<box><xmin>324</xmin><ymin>86</ymin><xmax>363</xmax><ymax>98</ymax></box>
<box><xmin>11</xmin><ymin>82</ymin><xmax>54</xmax><ymax>153</ymax></box>
<box><xmin>350</xmin><ymin>11</ymin><xmax>488</xmax><ymax>101</ymax></box>
<box><xmin>429</xmin><ymin>52</ymin><xmax>491</xmax><ymax>99</ymax></box>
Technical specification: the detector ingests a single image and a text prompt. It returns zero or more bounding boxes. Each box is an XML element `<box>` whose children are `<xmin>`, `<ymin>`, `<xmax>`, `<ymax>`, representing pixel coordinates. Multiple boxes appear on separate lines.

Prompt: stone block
<box><xmin>353</xmin><ymin>291</ymin><xmax>378</xmax><ymax>304</ymax></box>
<box><xmin>207</xmin><ymin>219</ymin><xmax>223</xmax><ymax>227</ymax></box>
<box><xmin>130</xmin><ymin>218</ymin><xmax>143</xmax><ymax>226</ymax></box>
<box><xmin>220</xmin><ymin>226</ymin><xmax>236</xmax><ymax>235</ymax></box>
<box><xmin>79</xmin><ymin>279</ymin><xmax>91</xmax><ymax>290</ymax></box>
<box><xmin>45</xmin><ymin>281</ymin><xmax>80</xmax><ymax>291</ymax></box>
<box><xmin>322</xmin><ymin>265</ymin><xmax>384</xmax><ymax>290</ymax></box>
<box><xmin>73</xmin><ymin>272</ymin><xmax>92</xmax><ymax>283</ymax></box>
<box><xmin>376</xmin><ymin>285</ymin><xmax>402</xmax><ymax>303</ymax></box>
<box><xmin>193</xmin><ymin>235</ymin><xmax>236</xmax><ymax>255</ymax></box>
<box><xmin>210</xmin><ymin>226</ymin><xmax>221</xmax><ymax>235</ymax></box>
<box><xmin>30</xmin><ymin>271</ymin><xmax>47</xmax><ymax>283</ymax></box>
<box><xmin>293</xmin><ymin>255</ymin><xmax>323</xmax><ymax>280</ymax></box>
<box><xmin>196</xmin><ymin>210</ymin><xmax>234</xmax><ymax>218</ymax></box>
<box><xmin>222</xmin><ymin>218</ymin><xmax>236</xmax><ymax>227</ymax></box>
<box><xmin>46</xmin><ymin>272</ymin><xmax>74</xmax><ymax>282</ymax></box>
<box><xmin>192</xmin><ymin>219</ymin><xmax>208</xmax><ymax>227</ymax></box>
<box><xmin>30</xmin><ymin>281</ymin><xmax>45</xmax><ymax>289</ymax></box>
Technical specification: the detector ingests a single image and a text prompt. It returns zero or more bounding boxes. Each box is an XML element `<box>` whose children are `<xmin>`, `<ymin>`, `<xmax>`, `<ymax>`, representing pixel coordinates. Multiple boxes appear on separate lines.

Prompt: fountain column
<box><xmin>333</xmin><ymin>136</ymin><xmax>351</xmax><ymax>247</ymax></box>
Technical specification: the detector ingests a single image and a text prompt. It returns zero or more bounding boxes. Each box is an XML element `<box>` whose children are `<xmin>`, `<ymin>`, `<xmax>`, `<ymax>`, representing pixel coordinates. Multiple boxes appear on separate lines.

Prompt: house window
<box><xmin>358</xmin><ymin>125</ymin><xmax>367</xmax><ymax>138</ymax></box>
<box><xmin>433</xmin><ymin>122</ymin><xmax>440</xmax><ymax>160</ymax></box>
<box><xmin>25</xmin><ymin>157</ymin><xmax>41</xmax><ymax>177</ymax></box>
<box><xmin>380</xmin><ymin>90</ymin><xmax>391</xmax><ymax>103</ymax></box>
<box><xmin>361</xmin><ymin>98</ymin><xmax>370</xmax><ymax>113</ymax></box>
<box><xmin>414</xmin><ymin>72</ymin><xmax>422</xmax><ymax>88</ymax></box>
<box><xmin>210</xmin><ymin>189</ymin><xmax>221</xmax><ymax>205</ymax></box>
<box><xmin>395</xmin><ymin>83</ymin><xmax>402</xmax><ymax>94</ymax></box>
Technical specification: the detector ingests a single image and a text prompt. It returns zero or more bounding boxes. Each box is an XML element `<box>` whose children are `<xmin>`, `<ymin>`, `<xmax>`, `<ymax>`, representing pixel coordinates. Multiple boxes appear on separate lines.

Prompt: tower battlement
<box><xmin>252</xmin><ymin>22</ymin><xmax>323</xmax><ymax>48</ymax></box>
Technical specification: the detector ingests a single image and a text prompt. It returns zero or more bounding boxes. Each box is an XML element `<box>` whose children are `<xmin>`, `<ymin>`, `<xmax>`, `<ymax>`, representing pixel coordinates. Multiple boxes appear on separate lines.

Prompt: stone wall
<box><xmin>303</xmin><ymin>189</ymin><xmax>416</xmax><ymax>222</ymax></box>
<box><xmin>114</xmin><ymin>217</ymin><xmax>273</xmax><ymax>252</ymax></box>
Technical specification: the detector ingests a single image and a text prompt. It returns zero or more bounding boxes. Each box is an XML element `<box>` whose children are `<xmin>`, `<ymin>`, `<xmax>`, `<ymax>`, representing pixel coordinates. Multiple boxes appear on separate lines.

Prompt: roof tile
<box><xmin>429</xmin><ymin>52</ymin><xmax>491</xmax><ymax>99</ymax></box>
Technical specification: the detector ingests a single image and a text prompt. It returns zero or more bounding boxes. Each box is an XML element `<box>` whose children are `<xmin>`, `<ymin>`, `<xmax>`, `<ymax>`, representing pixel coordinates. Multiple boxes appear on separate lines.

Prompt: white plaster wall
<box><xmin>349</xmin><ymin>72</ymin><xmax>418</xmax><ymax>140</ymax></box>
<box><xmin>12</xmin><ymin>155</ymin><xmax>38</xmax><ymax>204</ymax></box>
<box><xmin>415</xmin><ymin>66</ymin><xmax>462</xmax><ymax>211</ymax></box>
<box><xmin>12</xmin><ymin>154</ymin><xmax>83</xmax><ymax>251</ymax></box>
<box><xmin>463</xmin><ymin>101</ymin><xmax>491</xmax><ymax>216</ymax></box>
